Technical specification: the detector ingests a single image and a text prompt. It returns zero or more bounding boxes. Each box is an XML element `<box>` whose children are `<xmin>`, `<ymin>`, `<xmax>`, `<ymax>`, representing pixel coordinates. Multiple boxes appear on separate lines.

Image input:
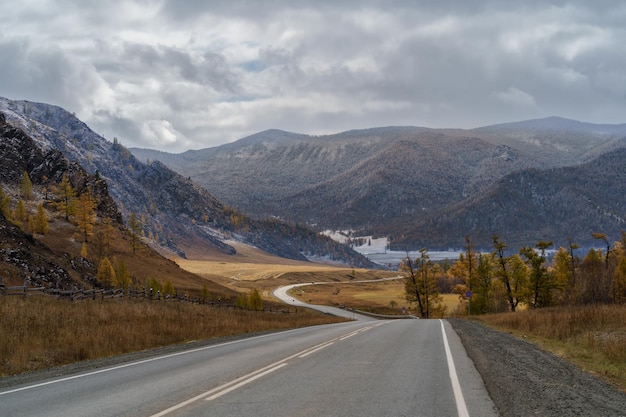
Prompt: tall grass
<box><xmin>475</xmin><ymin>305</ymin><xmax>626</xmax><ymax>390</ymax></box>
<box><xmin>0</xmin><ymin>296</ymin><xmax>345</xmax><ymax>377</ymax></box>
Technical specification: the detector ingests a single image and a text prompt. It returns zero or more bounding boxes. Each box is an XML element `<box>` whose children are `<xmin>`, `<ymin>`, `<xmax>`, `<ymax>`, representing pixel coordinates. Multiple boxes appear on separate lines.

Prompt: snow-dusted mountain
<box><xmin>0</xmin><ymin>97</ymin><xmax>375</xmax><ymax>266</ymax></box>
<box><xmin>132</xmin><ymin>117</ymin><xmax>626</xmax><ymax>251</ymax></box>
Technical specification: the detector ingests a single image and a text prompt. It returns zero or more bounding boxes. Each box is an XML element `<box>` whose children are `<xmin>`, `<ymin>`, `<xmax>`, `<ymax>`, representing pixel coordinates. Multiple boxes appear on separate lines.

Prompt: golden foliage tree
<box><xmin>403</xmin><ymin>249</ymin><xmax>446</xmax><ymax>318</ymax></box>
<box><xmin>34</xmin><ymin>202</ymin><xmax>49</xmax><ymax>235</ymax></box>
<box><xmin>54</xmin><ymin>174</ymin><xmax>76</xmax><ymax>221</ymax></box>
<box><xmin>20</xmin><ymin>171</ymin><xmax>33</xmax><ymax>200</ymax></box>
<box><xmin>249</xmin><ymin>288</ymin><xmax>263</xmax><ymax>310</ymax></box>
<box><xmin>97</xmin><ymin>257</ymin><xmax>116</xmax><ymax>287</ymax></box>
<box><xmin>76</xmin><ymin>191</ymin><xmax>97</xmax><ymax>241</ymax></box>
<box><xmin>163</xmin><ymin>279</ymin><xmax>175</xmax><ymax>297</ymax></box>
<box><xmin>114</xmin><ymin>259</ymin><xmax>132</xmax><ymax>290</ymax></box>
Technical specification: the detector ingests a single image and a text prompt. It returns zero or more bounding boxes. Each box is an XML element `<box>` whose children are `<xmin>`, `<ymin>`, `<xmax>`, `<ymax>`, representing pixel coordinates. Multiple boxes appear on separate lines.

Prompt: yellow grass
<box><xmin>0</xmin><ymin>295</ymin><xmax>345</xmax><ymax>377</ymax></box>
<box><xmin>474</xmin><ymin>305</ymin><xmax>626</xmax><ymax>391</ymax></box>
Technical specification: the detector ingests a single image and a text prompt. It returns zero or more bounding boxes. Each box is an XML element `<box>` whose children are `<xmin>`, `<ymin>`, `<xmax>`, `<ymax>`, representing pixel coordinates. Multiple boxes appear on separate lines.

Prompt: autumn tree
<box><xmin>162</xmin><ymin>279</ymin><xmax>175</xmax><ymax>297</ymax></box>
<box><xmin>20</xmin><ymin>171</ymin><xmax>33</xmax><ymax>200</ymax></box>
<box><xmin>552</xmin><ymin>247</ymin><xmax>578</xmax><ymax>304</ymax></box>
<box><xmin>579</xmin><ymin>249</ymin><xmax>607</xmax><ymax>304</ymax></box>
<box><xmin>235</xmin><ymin>292</ymin><xmax>249</xmax><ymax>309</ymax></box>
<box><xmin>520</xmin><ymin>241</ymin><xmax>554</xmax><ymax>308</ymax></box>
<box><xmin>92</xmin><ymin>218</ymin><xmax>115</xmax><ymax>261</ymax></box>
<box><xmin>249</xmin><ymin>288</ymin><xmax>263</xmax><ymax>310</ymax></box>
<box><xmin>54</xmin><ymin>174</ymin><xmax>76</xmax><ymax>221</ymax></box>
<box><xmin>0</xmin><ymin>185</ymin><xmax>11</xmax><ymax>219</ymax></box>
<box><xmin>128</xmin><ymin>212</ymin><xmax>142</xmax><ymax>254</ymax></box>
<box><xmin>201</xmin><ymin>285</ymin><xmax>211</xmax><ymax>302</ymax></box>
<box><xmin>492</xmin><ymin>235</ymin><xmax>521</xmax><ymax>312</ymax></box>
<box><xmin>403</xmin><ymin>249</ymin><xmax>445</xmax><ymax>318</ymax></box>
<box><xmin>402</xmin><ymin>254</ymin><xmax>425</xmax><ymax>317</ymax></box>
<box><xmin>34</xmin><ymin>202</ymin><xmax>49</xmax><ymax>234</ymax></box>
<box><xmin>471</xmin><ymin>253</ymin><xmax>495</xmax><ymax>314</ymax></box>
<box><xmin>13</xmin><ymin>199</ymin><xmax>27</xmax><ymax>227</ymax></box>
<box><xmin>613</xmin><ymin>256</ymin><xmax>626</xmax><ymax>304</ymax></box>
<box><xmin>97</xmin><ymin>257</ymin><xmax>116</xmax><ymax>287</ymax></box>
<box><xmin>114</xmin><ymin>259</ymin><xmax>132</xmax><ymax>290</ymax></box>
<box><xmin>76</xmin><ymin>191</ymin><xmax>97</xmax><ymax>241</ymax></box>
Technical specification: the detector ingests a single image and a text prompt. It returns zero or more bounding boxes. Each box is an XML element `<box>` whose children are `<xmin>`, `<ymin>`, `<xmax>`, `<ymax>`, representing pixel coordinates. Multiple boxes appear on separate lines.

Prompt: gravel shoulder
<box><xmin>449</xmin><ymin>318</ymin><xmax>626</xmax><ymax>417</ymax></box>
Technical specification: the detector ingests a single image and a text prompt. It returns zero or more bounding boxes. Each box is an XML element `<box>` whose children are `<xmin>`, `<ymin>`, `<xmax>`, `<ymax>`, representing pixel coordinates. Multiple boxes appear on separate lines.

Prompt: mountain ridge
<box><xmin>131</xmin><ymin>117</ymin><xmax>626</xmax><ymax>251</ymax></box>
<box><xmin>0</xmin><ymin>97</ymin><xmax>375</xmax><ymax>267</ymax></box>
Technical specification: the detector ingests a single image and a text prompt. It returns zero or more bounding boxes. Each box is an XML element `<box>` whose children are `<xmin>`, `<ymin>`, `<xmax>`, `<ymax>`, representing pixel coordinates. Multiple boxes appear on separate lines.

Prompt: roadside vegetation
<box><xmin>473</xmin><ymin>305</ymin><xmax>626</xmax><ymax>391</ymax></box>
<box><xmin>0</xmin><ymin>295</ymin><xmax>345</xmax><ymax>377</ymax></box>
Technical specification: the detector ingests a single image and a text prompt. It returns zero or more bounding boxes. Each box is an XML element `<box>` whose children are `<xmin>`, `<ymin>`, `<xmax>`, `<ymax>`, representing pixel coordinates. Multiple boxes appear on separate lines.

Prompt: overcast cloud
<box><xmin>1</xmin><ymin>1</ymin><xmax>625</xmax><ymax>152</ymax></box>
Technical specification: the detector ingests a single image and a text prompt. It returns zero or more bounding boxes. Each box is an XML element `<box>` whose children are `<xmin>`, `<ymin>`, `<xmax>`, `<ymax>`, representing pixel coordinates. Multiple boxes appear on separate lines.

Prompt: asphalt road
<box><xmin>0</xmin><ymin>316</ymin><xmax>498</xmax><ymax>417</ymax></box>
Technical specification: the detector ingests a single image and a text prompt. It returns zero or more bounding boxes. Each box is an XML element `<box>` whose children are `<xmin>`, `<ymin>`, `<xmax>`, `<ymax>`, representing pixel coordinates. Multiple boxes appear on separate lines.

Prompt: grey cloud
<box><xmin>2</xmin><ymin>1</ymin><xmax>626</xmax><ymax>152</ymax></box>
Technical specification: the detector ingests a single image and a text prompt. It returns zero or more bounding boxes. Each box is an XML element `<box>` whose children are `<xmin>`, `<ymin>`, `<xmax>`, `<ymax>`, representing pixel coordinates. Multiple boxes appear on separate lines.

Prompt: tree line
<box><xmin>402</xmin><ymin>233</ymin><xmax>626</xmax><ymax>318</ymax></box>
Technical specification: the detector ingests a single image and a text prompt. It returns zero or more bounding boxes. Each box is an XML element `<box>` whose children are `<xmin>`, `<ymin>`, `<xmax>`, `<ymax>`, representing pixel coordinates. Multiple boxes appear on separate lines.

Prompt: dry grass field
<box><xmin>176</xmin><ymin>241</ymin><xmax>400</xmax><ymax>300</ymax></box>
<box><xmin>0</xmin><ymin>295</ymin><xmax>346</xmax><ymax>377</ymax></box>
<box><xmin>474</xmin><ymin>305</ymin><xmax>626</xmax><ymax>391</ymax></box>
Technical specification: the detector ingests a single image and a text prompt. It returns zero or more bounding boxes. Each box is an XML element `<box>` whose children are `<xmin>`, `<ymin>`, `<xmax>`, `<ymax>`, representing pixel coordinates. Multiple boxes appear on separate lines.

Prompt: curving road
<box><xmin>0</xmin><ymin>285</ymin><xmax>499</xmax><ymax>416</ymax></box>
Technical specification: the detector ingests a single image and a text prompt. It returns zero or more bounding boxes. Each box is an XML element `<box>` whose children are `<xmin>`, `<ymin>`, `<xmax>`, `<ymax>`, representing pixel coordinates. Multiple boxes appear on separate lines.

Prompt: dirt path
<box><xmin>449</xmin><ymin>319</ymin><xmax>626</xmax><ymax>417</ymax></box>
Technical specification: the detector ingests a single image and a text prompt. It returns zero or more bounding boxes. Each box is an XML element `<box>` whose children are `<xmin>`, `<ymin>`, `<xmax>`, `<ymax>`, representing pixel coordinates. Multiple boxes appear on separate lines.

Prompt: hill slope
<box><xmin>131</xmin><ymin>119</ymin><xmax>626</xmax><ymax>250</ymax></box>
<box><xmin>395</xmin><ymin>147</ymin><xmax>626</xmax><ymax>250</ymax></box>
<box><xmin>0</xmin><ymin>97</ymin><xmax>374</xmax><ymax>267</ymax></box>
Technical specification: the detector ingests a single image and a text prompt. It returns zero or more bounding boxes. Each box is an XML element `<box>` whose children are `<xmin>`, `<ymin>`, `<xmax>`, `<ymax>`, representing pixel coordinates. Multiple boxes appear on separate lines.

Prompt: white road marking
<box><xmin>0</xmin><ymin>328</ymin><xmax>304</xmax><ymax>397</ymax></box>
<box><xmin>339</xmin><ymin>326</ymin><xmax>372</xmax><ymax>340</ymax></box>
<box><xmin>440</xmin><ymin>319</ymin><xmax>470</xmax><ymax>417</ymax></box>
<box><xmin>150</xmin><ymin>326</ymin><xmax>376</xmax><ymax>416</ymax></box>
<box><xmin>205</xmin><ymin>363</ymin><xmax>289</xmax><ymax>401</ymax></box>
<box><xmin>298</xmin><ymin>342</ymin><xmax>334</xmax><ymax>357</ymax></box>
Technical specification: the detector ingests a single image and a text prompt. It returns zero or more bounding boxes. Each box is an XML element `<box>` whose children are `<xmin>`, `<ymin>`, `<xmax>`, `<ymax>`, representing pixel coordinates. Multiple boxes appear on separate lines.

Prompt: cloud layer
<box><xmin>2</xmin><ymin>1</ymin><xmax>625</xmax><ymax>151</ymax></box>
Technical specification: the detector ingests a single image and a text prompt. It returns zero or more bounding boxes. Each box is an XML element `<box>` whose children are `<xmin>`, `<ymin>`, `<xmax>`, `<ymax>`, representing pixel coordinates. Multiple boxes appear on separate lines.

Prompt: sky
<box><xmin>1</xmin><ymin>1</ymin><xmax>625</xmax><ymax>152</ymax></box>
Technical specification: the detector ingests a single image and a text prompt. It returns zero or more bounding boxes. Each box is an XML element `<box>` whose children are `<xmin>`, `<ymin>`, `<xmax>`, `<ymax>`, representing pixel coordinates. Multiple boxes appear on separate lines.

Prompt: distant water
<box><xmin>354</xmin><ymin>249</ymin><xmax>462</xmax><ymax>268</ymax></box>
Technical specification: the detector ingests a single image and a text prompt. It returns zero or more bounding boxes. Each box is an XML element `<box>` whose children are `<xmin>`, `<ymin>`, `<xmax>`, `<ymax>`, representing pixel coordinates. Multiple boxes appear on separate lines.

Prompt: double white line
<box><xmin>151</xmin><ymin>339</ymin><xmax>340</xmax><ymax>416</ymax></box>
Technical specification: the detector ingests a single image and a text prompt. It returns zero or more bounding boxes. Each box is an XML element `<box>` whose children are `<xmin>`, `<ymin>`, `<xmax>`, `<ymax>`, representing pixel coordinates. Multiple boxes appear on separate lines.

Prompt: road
<box><xmin>0</xmin><ymin>286</ymin><xmax>499</xmax><ymax>416</ymax></box>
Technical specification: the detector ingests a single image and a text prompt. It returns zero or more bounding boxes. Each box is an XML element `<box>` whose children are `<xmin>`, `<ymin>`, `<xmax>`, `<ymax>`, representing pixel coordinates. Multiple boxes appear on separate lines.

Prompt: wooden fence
<box><xmin>0</xmin><ymin>283</ymin><xmax>297</xmax><ymax>314</ymax></box>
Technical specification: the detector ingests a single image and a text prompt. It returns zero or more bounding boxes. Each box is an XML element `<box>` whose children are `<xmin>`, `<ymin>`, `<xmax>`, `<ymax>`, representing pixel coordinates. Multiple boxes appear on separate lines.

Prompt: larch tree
<box><xmin>613</xmin><ymin>256</ymin><xmax>626</xmax><ymax>304</ymax></box>
<box><xmin>249</xmin><ymin>288</ymin><xmax>263</xmax><ymax>310</ymax></box>
<box><xmin>34</xmin><ymin>202</ymin><xmax>49</xmax><ymax>235</ymax></box>
<box><xmin>0</xmin><ymin>185</ymin><xmax>11</xmax><ymax>219</ymax></box>
<box><xmin>492</xmin><ymin>235</ymin><xmax>519</xmax><ymax>312</ymax></box>
<box><xmin>114</xmin><ymin>259</ymin><xmax>132</xmax><ymax>290</ymax></box>
<box><xmin>403</xmin><ymin>249</ymin><xmax>445</xmax><ymax>318</ymax></box>
<box><xmin>128</xmin><ymin>212</ymin><xmax>141</xmax><ymax>254</ymax></box>
<box><xmin>163</xmin><ymin>279</ymin><xmax>175</xmax><ymax>297</ymax></box>
<box><xmin>97</xmin><ymin>257</ymin><xmax>116</xmax><ymax>288</ymax></box>
<box><xmin>76</xmin><ymin>191</ymin><xmax>97</xmax><ymax>242</ymax></box>
<box><xmin>402</xmin><ymin>255</ymin><xmax>425</xmax><ymax>317</ymax></box>
<box><xmin>20</xmin><ymin>171</ymin><xmax>33</xmax><ymax>200</ymax></box>
<box><xmin>520</xmin><ymin>241</ymin><xmax>554</xmax><ymax>308</ymax></box>
<box><xmin>54</xmin><ymin>174</ymin><xmax>76</xmax><ymax>221</ymax></box>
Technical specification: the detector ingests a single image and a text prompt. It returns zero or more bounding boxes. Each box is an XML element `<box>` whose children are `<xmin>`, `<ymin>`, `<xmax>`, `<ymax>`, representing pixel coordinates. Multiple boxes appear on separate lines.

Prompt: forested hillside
<box><xmin>132</xmin><ymin>118</ymin><xmax>626</xmax><ymax>251</ymax></box>
<box><xmin>0</xmin><ymin>97</ymin><xmax>375</xmax><ymax>267</ymax></box>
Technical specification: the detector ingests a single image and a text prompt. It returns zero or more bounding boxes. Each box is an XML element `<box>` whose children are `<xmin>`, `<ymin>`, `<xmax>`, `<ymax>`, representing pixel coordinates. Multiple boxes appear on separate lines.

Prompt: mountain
<box><xmin>0</xmin><ymin>97</ymin><xmax>374</xmax><ymax>268</ymax></box>
<box><xmin>0</xmin><ymin>111</ymin><xmax>236</xmax><ymax>297</ymax></box>
<box><xmin>131</xmin><ymin>119</ymin><xmax>626</xmax><ymax>251</ymax></box>
<box><xmin>395</xmin><ymin>147</ymin><xmax>626</xmax><ymax>251</ymax></box>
